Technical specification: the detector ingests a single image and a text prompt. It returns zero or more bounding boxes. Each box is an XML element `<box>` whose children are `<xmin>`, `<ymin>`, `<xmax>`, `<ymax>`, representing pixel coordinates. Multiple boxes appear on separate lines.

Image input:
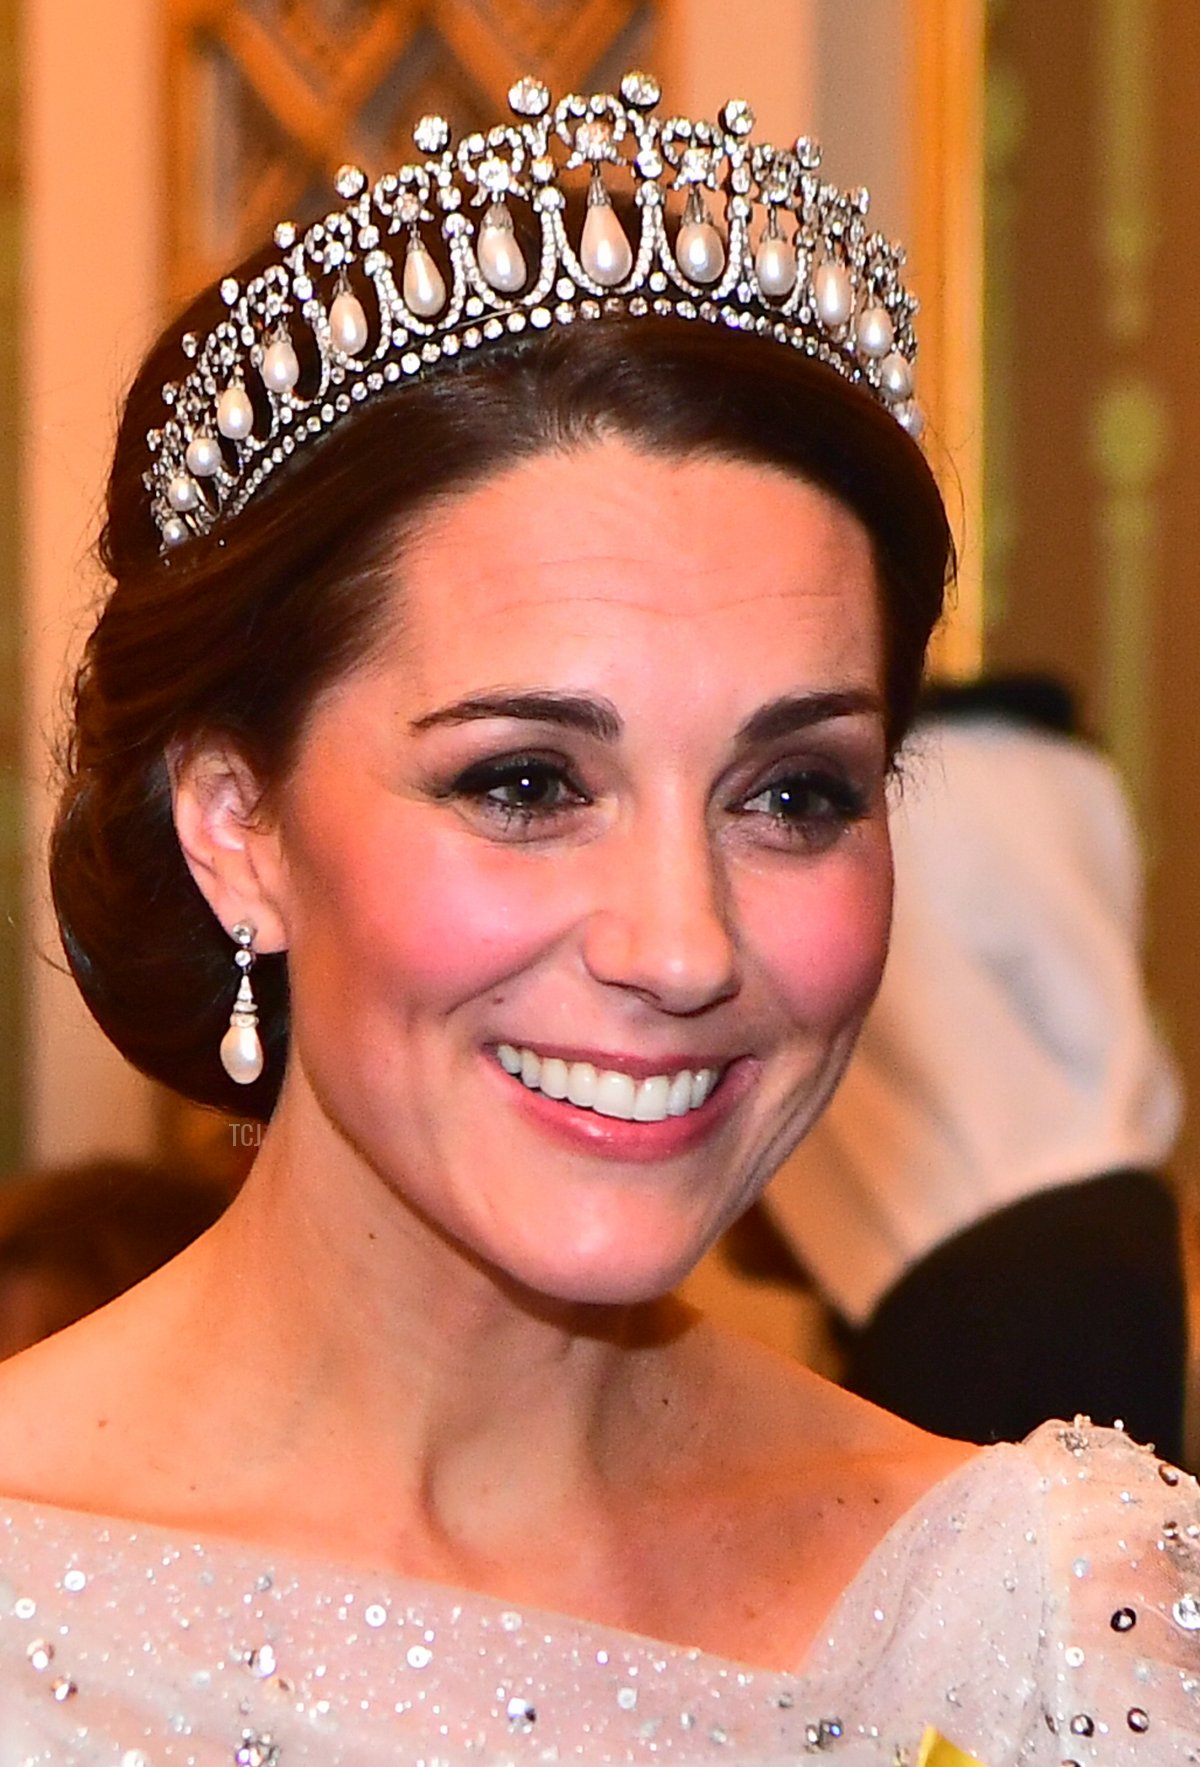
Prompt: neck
<box><xmin>160</xmin><ymin>1097</ymin><xmax>702</xmax><ymax>1567</ymax></box>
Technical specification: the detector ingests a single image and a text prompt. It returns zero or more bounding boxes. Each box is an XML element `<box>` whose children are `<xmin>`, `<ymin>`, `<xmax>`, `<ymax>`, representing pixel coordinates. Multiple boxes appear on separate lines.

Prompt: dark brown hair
<box><xmin>51</xmin><ymin>264</ymin><xmax>953</xmax><ymax>1122</ymax></box>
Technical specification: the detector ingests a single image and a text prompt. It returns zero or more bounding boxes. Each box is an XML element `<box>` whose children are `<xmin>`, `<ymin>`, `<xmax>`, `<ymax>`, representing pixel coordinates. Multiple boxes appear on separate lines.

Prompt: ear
<box><xmin>170</xmin><ymin>742</ymin><xmax>289</xmax><ymax>953</ymax></box>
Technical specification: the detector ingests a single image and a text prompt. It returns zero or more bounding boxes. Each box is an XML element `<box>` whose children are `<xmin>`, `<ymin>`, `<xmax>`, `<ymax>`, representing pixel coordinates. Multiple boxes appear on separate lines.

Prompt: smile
<box><xmin>494</xmin><ymin>1045</ymin><xmax>722</xmax><ymax>1123</ymax></box>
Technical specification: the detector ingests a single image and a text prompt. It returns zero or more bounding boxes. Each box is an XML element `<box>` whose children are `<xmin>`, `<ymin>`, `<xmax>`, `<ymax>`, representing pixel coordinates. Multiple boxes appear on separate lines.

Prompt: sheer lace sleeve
<box><xmin>1025</xmin><ymin>1418</ymin><xmax>1200</xmax><ymax>1762</ymax></box>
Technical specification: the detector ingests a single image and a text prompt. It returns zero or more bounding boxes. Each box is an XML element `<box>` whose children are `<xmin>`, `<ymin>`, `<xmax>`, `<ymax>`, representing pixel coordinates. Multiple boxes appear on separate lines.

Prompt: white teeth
<box><xmin>566</xmin><ymin>1062</ymin><xmax>597</xmax><ymax>1108</ymax></box>
<box><xmin>667</xmin><ymin>1071</ymin><xmax>694</xmax><ymax>1117</ymax></box>
<box><xmin>540</xmin><ymin>1056</ymin><xmax>569</xmax><ymax>1099</ymax></box>
<box><xmin>593</xmin><ymin>1070</ymin><xmax>637</xmax><ymax>1120</ymax></box>
<box><xmin>495</xmin><ymin>1046</ymin><xmax>721</xmax><ymax>1122</ymax></box>
<box><xmin>633</xmin><ymin>1074</ymin><xmax>671</xmax><ymax>1122</ymax></box>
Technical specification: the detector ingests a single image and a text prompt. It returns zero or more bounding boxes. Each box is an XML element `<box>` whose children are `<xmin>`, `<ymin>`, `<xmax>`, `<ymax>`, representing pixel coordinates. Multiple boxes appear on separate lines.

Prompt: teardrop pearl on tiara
<box><xmin>329</xmin><ymin>283</ymin><xmax>370</xmax><ymax>355</ymax></box>
<box><xmin>856</xmin><ymin>305</ymin><xmax>895</xmax><ymax>360</ymax></box>
<box><xmin>675</xmin><ymin>189</ymin><xmax>725</xmax><ymax>285</ymax></box>
<box><xmin>185</xmin><ymin>434</ymin><xmax>221</xmax><ymax>478</ymax></box>
<box><xmin>814</xmin><ymin>258</ymin><xmax>853</xmax><ymax>328</ymax></box>
<box><xmin>167</xmin><ymin>474</ymin><xmax>200</xmax><ymax>512</ymax></box>
<box><xmin>220</xmin><ymin>922</ymin><xmax>264</xmax><ymax>1086</ymax></box>
<box><xmin>217</xmin><ymin>384</ymin><xmax>255</xmax><ymax>441</ymax></box>
<box><xmin>261</xmin><ymin>333</ymin><xmax>301</xmax><ymax>392</ymax></box>
<box><xmin>478</xmin><ymin>200</ymin><xmax>527</xmax><ymax>293</ymax></box>
<box><xmin>403</xmin><ymin>234</ymin><xmax>448</xmax><ymax>317</ymax></box>
<box><xmin>880</xmin><ymin>349</ymin><xmax>914</xmax><ymax>401</ymax></box>
<box><xmin>754</xmin><ymin>210</ymin><xmax>797</xmax><ymax>298</ymax></box>
<box><xmin>581</xmin><ymin>175</ymin><xmax>633</xmax><ymax>287</ymax></box>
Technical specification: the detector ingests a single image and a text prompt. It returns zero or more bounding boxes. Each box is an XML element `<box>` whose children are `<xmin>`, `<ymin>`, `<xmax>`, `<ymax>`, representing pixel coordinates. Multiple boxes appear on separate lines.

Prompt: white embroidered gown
<box><xmin>2</xmin><ymin>1422</ymin><xmax>1199</xmax><ymax>1764</ymax></box>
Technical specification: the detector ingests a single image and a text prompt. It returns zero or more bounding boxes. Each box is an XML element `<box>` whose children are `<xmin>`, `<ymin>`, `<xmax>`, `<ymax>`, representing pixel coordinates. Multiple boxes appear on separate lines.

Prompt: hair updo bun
<box><xmin>51</xmin><ymin>247</ymin><xmax>953</xmax><ymax>1119</ymax></box>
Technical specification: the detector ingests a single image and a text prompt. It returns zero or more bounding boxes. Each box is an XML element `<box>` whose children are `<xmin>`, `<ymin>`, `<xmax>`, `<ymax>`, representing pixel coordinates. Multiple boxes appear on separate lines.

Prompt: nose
<box><xmin>580</xmin><ymin>814</ymin><xmax>741</xmax><ymax>1014</ymax></box>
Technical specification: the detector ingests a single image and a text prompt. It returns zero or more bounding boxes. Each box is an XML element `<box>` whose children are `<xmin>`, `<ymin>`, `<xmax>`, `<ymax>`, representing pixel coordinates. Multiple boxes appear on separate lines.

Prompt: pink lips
<box><xmin>487</xmin><ymin>1046</ymin><xmax>754</xmax><ymax>1162</ymax></box>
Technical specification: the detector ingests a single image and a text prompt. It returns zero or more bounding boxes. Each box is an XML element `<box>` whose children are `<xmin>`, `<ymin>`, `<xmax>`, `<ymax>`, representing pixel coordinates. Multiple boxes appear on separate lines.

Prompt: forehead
<box><xmin>389</xmin><ymin>440</ymin><xmax>881</xmax><ymax>701</ymax></box>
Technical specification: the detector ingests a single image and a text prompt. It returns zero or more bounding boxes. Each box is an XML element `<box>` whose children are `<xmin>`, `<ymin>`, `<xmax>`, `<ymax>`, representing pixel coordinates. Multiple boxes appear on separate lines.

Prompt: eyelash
<box><xmin>446</xmin><ymin>753</ymin><xmax>869</xmax><ymax>848</ymax></box>
<box><xmin>738</xmin><ymin>771</ymin><xmax>869</xmax><ymax>847</ymax></box>
<box><xmin>449</xmin><ymin>754</ymin><xmax>590</xmax><ymax>831</ymax></box>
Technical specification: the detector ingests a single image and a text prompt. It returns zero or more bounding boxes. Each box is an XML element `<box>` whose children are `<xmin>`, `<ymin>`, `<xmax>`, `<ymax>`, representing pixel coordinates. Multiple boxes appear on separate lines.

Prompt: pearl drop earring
<box><xmin>220</xmin><ymin>922</ymin><xmax>264</xmax><ymax>1085</ymax></box>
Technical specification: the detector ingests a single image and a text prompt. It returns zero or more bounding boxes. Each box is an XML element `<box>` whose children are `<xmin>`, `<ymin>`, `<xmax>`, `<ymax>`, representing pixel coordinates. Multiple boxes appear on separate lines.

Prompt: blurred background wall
<box><xmin>5</xmin><ymin>0</ymin><xmax>1196</xmax><ymax>1213</ymax></box>
<box><xmin>982</xmin><ymin>0</ymin><xmax>1200</xmax><ymax>1190</ymax></box>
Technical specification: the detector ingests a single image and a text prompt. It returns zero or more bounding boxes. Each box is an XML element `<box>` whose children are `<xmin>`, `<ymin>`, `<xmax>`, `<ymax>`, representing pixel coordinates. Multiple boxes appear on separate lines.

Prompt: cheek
<box><xmin>290</xmin><ymin>819</ymin><xmax>579</xmax><ymax>1013</ymax></box>
<box><xmin>748</xmin><ymin>838</ymin><xmax>892</xmax><ymax>1029</ymax></box>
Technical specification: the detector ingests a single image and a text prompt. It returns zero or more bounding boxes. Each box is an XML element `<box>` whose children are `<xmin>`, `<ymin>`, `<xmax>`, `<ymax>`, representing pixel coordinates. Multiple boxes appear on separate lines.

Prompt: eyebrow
<box><xmin>409</xmin><ymin>687</ymin><xmax>879</xmax><ymax>746</ymax></box>
<box><xmin>733</xmin><ymin>689</ymin><xmax>883</xmax><ymax>747</ymax></box>
<box><xmin>409</xmin><ymin>691</ymin><xmax>622</xmax><ymax>742</ymax></box>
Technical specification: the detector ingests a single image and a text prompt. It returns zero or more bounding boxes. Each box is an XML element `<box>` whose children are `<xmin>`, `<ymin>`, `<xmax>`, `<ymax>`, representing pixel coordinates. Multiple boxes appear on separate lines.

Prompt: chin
<box><xmin>495</xmin><ymin>1216</ymin><xmax>713</xmax><ymax>1311</ymax></box>
<box><xmin>520</xmin><ymin>1266</ymin><xmax>692</xmax><ymax>1311</ymax></box>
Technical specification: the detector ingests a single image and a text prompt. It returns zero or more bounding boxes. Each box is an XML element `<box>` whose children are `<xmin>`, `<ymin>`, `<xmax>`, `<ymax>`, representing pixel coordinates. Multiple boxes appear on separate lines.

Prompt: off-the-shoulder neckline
<box><xmin>0</xmin><ymin>1434</ymin><xmax>1044</xmax><ymax>1679</ymax></box>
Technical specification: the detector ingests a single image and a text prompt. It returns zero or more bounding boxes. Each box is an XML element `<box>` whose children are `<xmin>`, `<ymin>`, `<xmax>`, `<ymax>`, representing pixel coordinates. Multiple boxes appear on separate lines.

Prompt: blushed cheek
<box><xmin>339</xmin><ymin>839</ymin><xmax>579</xmax><ymax>1010</ymax></box>
<box><xmin>757</xmin><ymin>853</ymin><xmax>892</xmax><ymax>1032</ymax></box>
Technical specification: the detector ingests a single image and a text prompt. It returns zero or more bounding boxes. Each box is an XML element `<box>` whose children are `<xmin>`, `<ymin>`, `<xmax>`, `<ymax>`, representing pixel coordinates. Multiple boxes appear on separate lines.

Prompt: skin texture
<box><xmin>0</xmin><ymin>440</ymin><xmax>970</xmax><ymax>1669</ymax></box>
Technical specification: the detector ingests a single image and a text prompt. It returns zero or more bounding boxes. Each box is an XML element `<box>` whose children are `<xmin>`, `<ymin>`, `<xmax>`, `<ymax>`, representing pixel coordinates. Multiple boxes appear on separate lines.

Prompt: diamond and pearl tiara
<box><xmin>147</xmin><ymin>70</ymin><xmax>923</xmax><ymax>550</ymax></box>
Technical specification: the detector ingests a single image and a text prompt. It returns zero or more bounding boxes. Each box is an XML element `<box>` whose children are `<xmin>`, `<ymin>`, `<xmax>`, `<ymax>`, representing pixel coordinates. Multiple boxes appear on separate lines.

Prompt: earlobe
<box><xmin>170</xmin><ymin>742</ymin><xmax>289</xmax><ymax>953</ymax></box>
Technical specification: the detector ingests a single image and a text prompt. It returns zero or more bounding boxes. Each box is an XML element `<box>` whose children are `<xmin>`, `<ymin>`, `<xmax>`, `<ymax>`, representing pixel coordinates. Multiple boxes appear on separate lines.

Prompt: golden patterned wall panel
<box><xmin>167</xmin><ymin>0</ymin><xmax>658</xmax><ymax>299</ymax></box>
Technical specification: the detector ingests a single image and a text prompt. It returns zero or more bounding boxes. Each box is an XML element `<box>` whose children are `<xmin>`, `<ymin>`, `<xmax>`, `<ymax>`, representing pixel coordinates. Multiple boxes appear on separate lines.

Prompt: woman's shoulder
<box><xmin>1014</xmin><ymin>1417</ymin><xmax>1200</xmax><ymax>1748</ymax></box>
<box><xmin>822</xmin><ymin>1415</ymin><xmax>1200</xmax><ymax>1758</ymax></box>
<box><xmin>679</xmin><ymin>1316</ymin><xmax>975</xmax><ymax>1534</ymax></box>
<box><xmin>1011</xmin><ymin>1411</ymin><xmax>1200</xmax><ymax>1599</ymax></box>
<box><xmin>0</xmin><ymin>1261</ymin><xmax>200</xmax><ymax>1517</ymax></box>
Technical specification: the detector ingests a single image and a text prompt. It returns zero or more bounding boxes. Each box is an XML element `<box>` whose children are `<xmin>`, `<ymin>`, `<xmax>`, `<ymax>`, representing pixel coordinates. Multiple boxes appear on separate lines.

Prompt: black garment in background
<box><xmin>840</xmin><ymin>1171</ymin><xmax>1188</xmax><ymax>1467</ymax></box>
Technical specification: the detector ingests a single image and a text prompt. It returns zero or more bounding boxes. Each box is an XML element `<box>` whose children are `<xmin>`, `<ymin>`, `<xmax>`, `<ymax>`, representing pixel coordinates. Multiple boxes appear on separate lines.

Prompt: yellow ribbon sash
<box><xmin>916</xmin><ymin>1727</ymin><xmax>988</xmax><ymax>1767</ymax></box>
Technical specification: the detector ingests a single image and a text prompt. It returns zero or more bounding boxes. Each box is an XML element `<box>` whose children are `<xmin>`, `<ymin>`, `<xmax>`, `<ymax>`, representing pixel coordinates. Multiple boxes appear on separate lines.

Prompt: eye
<box><xmin>450</xmin><ymin>754</ymin><xmax>590</xmax><ymax>832</ymax></box>
<box><xmin>738</xmin><ymin>768</ymin><xmax>868</xmax><ymax>851</ymax></box>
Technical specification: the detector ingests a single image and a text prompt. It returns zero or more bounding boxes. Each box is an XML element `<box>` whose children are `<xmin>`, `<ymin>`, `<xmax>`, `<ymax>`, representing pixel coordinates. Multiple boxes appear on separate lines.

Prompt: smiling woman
<box><xmin>0</xmin><ymin>78</ymin><xmax>1197</xmax><ymax>1767</ymax></box>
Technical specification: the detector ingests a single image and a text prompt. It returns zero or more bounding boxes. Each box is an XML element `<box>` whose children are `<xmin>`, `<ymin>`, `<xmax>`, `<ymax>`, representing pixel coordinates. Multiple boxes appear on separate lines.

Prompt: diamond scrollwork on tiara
<box><xmin>146</xmin><ymin>74</ymin><xmax>925</xmax><ymax>550</ymax></box>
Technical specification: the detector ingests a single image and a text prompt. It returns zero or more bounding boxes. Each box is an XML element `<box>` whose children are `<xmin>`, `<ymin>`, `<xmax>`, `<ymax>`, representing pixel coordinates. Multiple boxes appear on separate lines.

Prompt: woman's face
<box><xmin>250</xmin><ymin>438</ymin><xmax>892</xmax><ymax>1303</ymax></box>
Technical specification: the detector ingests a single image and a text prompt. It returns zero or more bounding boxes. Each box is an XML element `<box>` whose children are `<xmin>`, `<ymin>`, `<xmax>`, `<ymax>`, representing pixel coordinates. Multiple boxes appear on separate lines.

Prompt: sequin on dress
<box><xmin>1</xmin><ymin>1421</ymin><xmax>1198</xmax><ymax>1764</ymax></box>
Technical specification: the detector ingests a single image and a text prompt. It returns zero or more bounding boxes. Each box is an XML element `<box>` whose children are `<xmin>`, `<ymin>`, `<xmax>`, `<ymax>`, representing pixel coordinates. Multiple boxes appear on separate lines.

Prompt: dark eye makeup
<box><xmin>437</xmin><ymin>745</ymin><xmax>872</xmax><ymax>851</ymax></box>
<box><xmin>444</xmin><ymin>753</ymin><xmax>591</xmax><ymax>829</ymax></box>
<box><xmin>736</xmin><ymin>767</ymin><xmax>870</xmax><ymax>852</ymax></box>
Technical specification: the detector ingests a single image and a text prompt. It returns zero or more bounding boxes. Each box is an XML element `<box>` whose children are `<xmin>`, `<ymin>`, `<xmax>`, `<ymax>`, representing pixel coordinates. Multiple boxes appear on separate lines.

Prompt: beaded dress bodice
<box><xmin>2</xmin><ymin>1422</ymin><xmax>1198</xmax><ymax>1765</ymax></box>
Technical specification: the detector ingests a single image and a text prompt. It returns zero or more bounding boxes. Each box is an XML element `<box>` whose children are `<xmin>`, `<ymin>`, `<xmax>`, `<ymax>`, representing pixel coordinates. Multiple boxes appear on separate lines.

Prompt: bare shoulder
<box><xmin>639</xmin><ymin>1314</ymin><xmax>977</xmax><ymax>1664</ymax></box>
<box><xmin>0</xmin><ymin>1260</ymin><xmax>191</xmax><ymax>1511</ymax></box>
<box><xmin>680</xmin><ymin>1313</ymin><xmax>974</xmax><ymax>1492</ymax></box>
